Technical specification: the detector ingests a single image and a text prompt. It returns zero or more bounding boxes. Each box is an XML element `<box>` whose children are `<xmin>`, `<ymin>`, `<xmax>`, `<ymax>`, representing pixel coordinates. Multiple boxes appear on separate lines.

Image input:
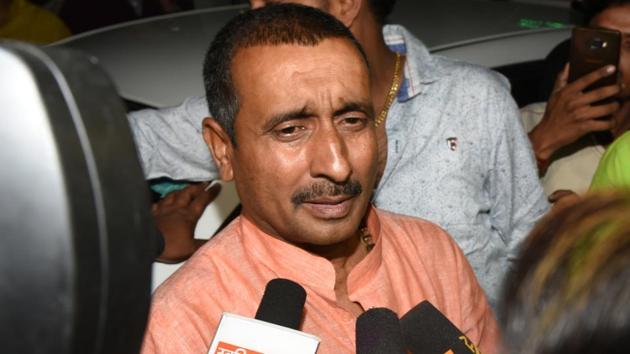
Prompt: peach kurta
<box><xmin>141</xmin><ymin>206</ymin><xmax>500</xmax><ymax>353</ymax></box>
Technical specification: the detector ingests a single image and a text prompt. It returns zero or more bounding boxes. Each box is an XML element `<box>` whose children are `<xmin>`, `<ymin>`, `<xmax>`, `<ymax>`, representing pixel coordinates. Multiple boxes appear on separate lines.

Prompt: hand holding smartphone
<box><xmin>528</xmin><ymin>28</ymin><xmax>623</xmax><ymax>164</ymax></box>
<box><xmin>569</xmin><ymin>27</ymin><xmax>622</xmax><ymax>145</ymax></box>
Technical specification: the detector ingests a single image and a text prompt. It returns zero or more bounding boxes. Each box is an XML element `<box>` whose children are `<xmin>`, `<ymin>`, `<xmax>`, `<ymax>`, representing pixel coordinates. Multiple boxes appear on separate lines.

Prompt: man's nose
<box><xmin>309</xmin><ymin>126</ymin><xmax>352</xmax><ymax>183</ymax></box>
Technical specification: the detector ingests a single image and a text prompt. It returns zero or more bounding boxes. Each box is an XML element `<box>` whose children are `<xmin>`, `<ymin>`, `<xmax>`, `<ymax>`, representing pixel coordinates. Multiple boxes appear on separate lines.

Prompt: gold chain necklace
<box><xmin>359</xmin><ymin>226</ymin><xmax>375</xmax><ymax>252</ymax></box>
<box><xmin>374</xmin><ymin>52</ymin><xmax>403</xmax><ymax>127</ymax></box>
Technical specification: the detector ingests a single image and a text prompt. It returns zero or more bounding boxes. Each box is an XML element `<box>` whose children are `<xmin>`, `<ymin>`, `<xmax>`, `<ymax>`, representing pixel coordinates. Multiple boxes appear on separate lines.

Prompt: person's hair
<box><xmin>572</xmin><ymin>0</ymin><xmax>630</xmax><ymax>24</ymax></box>
<box><xmin>501</xmin><ymin>192</ymin><xmax>630</xmax><ymax>354</ymax></box>
<box><xmin>367</xmin><ymin>0</ymin><xmax>396</xmax><ymax>25</ymax></box>
<box><xmin>203</xmin><ymin>3</ymin><xmax>367</xmax><ymax>143</ymax></box>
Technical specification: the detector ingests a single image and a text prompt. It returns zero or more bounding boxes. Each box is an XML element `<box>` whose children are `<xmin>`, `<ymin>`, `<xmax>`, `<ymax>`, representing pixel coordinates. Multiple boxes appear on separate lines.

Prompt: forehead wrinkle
<box><xmin>262</xmin><ymin>105</ymin><xmax>314</xmax><ymax>132</ymax></box>
<box><xmin>287</xmin><ymin>67</ymin><xmax>369</xmax><ymax>116</ymax></box>
<box><xmin>237</xmin><ymin>40</ymin><xmax>368</xmax><ymax>93</ymax></box>
<box><xmin>288</xmin><ymin>80</ymin><xmax>366</xmax><ymax>119</ymax></box>
<box><xmin>232</xmin><ymin>40</ymin><xmax>370</xmax><ymax>131</ymax></box>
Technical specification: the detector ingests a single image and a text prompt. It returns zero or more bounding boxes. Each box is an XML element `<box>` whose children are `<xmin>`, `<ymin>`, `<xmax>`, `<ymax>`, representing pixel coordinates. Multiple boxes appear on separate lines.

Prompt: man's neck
<box><xmin>350</xmin><ymin>18</ymin><xmax>400</xmax><ymax>182</ymax></box>
<box><xmin>352</xmin><ymin>20</ymin><xmax>399</xmax><ymax>116</ymax></box>
<box><xmin>300</xmin><ymin>229</ymin><xmax>368</xmax><ymax>269</ymax></box>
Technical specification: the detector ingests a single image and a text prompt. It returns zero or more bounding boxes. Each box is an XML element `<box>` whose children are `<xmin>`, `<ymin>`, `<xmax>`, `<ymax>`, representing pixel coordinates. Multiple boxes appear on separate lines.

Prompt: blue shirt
<box><xmin>375</xmin><ymin>25</ymin><xmax>549</xmax><ymax>307</ymax></box>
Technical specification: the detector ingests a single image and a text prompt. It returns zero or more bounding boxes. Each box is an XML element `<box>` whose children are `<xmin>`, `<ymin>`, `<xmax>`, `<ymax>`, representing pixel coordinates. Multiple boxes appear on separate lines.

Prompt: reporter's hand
<box><xmin>153</xmin><ymin>182</ymin><xmax>221</xmax><ymax>263</ymax></box>
<box><xmin>529</xmin><ymin>64</ymin><xmax>621</xmax><ymax>167</ymax></box>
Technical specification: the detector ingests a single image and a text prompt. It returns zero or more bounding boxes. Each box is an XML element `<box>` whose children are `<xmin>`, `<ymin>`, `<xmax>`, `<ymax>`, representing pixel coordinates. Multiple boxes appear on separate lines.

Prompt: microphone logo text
<box><xmin>215</xmin><ymin>341</ymin><xmax>264</xmax><ymax>354</ymax></box>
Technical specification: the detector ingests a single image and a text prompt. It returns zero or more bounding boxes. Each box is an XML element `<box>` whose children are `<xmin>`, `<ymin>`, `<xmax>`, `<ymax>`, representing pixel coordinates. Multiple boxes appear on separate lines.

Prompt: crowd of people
<box><xmin>5</xmin><ymin>0</ymin><xmax>628</xmax><ymax>353</ymax></box>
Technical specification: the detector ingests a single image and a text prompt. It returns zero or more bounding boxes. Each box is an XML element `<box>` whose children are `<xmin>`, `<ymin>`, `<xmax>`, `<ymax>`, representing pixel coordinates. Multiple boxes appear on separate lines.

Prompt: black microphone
<box><xmin>255</xmin><ymin>278</ymin><xmax>307</xmax><ymax>330</ymax></box>
<box><xmin>400</xmin><ymin>300</ymin><xmax>482</xmax><ymax>354</ymax></box>
<box><xmin>356</xmin><ymin>307</ymin><xmax>406</xmax><ymax>354</ymax></box>
<box><xmin>208</xmin><ymin>278</ymin><xmax>318</xmax><ymax>353</ymax></box>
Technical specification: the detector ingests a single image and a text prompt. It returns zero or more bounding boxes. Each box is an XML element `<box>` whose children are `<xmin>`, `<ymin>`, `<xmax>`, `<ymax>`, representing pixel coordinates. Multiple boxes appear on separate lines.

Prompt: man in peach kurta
<box><xmin>143</xmin><ymin>207</ymin><xmax>499</xmax><ymax>353</ymax></box>
<box><xmin>141</xmin><ymin>4</ymin><xmax>499</xmax><ymax>354</ymax></box>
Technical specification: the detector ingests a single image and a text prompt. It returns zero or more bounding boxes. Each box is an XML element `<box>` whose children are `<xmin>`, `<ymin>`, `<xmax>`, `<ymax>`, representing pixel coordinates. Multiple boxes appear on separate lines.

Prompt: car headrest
<box><xmin>0</xmin><ymin>41</ymin><xmax>157</xmax><ymax>354</ymax></box>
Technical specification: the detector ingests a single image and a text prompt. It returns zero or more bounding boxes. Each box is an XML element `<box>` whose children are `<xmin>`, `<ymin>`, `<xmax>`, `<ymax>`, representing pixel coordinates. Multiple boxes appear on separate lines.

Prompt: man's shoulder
<box><xmin>430</xmin><ymin>54</ymin><xmax>510</xmax><ymax>91</ymax></box>
<box><xmin>128</xmin><ymin>95</ymin><xmax>209</xmax><ymax>125</ymax></box>
<box><xmin>375</xmin><ymin>208</ymin><xmax>457</xmax><ymax>249</ymax></box>
<box><xmin>154</xmin><ymin>219</ymin><xmax>244</xmax><ymax>293</ymax></box>
<box><xmin>412</xmin><ymin>54</ymin><xmax>519</xmax><ymax>132</ymax></box>
<box><xmin>376</xmin><ymin>207</ymin><xmax>440</xmax><ymax>228</ymax></box>
<box><xmin>374</xmin><ymin>208</ymin><xmax>473</xmax><ymax>280</ymax></box>
<box><xmin>387</xmin><ymin>25</ymin><xmax>510</xmax><ymax>101</ymax></box>
<box><xmin>145</xmin><ymin>220</ymin><xmax>248</xmax><ymax>354</ymax></box>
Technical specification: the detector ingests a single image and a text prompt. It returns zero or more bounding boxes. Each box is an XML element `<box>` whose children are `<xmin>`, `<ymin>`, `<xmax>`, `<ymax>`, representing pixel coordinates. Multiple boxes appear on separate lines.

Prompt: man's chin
<box><xmin>294</xmin><ymin>214</ymin><xmax>363</xmax><ymax>243</ymax></box>
<box><xmin>297</xmin><ymin>227</ymin><xmax>363</xmax><ymax>255</ymax></box>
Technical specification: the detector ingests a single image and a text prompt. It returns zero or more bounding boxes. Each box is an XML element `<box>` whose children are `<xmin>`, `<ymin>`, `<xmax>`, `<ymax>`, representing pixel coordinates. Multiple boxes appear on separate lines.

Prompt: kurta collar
<box><xmin>238</xmin><ymin>206</ymin><xmax>384</xmax><ymax>298</ymax></box>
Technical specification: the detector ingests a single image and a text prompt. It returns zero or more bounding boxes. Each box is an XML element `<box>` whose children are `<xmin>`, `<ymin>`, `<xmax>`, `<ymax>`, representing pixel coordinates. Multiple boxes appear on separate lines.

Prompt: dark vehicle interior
<box><xmin>496</xmin><ymin>38</ymin><xmax>570</xmax><ymax>107</ymax></box>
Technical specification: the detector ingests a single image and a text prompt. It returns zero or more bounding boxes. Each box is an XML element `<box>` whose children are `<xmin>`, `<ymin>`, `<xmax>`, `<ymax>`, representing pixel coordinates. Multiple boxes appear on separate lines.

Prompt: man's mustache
<box><xmin>291</xmin><ymin>180</ymin><xmax>362</xmax><ymax>206</ymax></box>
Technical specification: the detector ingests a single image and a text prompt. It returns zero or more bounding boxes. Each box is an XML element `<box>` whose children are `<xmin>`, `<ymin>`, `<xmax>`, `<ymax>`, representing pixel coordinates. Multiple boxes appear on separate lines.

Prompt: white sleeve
<box><xmin>127</xmin><ymin>96</ymin><xmax>219</xmax><ymax>181</ymax></box>
<box><xmin>486</xmin><ymin>85</ymin><xmax>550</xmax><ymax>265</ymax></box>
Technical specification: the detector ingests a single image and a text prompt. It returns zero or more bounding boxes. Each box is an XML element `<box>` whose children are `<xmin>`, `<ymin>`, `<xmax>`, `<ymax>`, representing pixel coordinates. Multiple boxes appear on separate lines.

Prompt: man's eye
<box><xmin>274</xmin><ymin>125</ymin><xmax>306</xmax><ymax>139</ymax></box>
<box><xmin>340</xmin><ymin>116</ymin><xmax>367</xmax><ymax>129</ymax></box>
<box><xmin>279</xmin><ymin>126</ymin><xmax>301</xmax><ymax>135</ymax></box>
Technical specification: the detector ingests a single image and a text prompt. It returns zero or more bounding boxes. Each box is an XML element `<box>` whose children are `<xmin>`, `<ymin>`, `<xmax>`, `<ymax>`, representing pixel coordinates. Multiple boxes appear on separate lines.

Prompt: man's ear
<box><xmin>329</xmin><ymin>0</ymin><xmax>362</xmax><ymax>28</ymax></box>
<box><xmin>203</xmin><ymin>117</ymin><xmax>234</xmax><ymax>181</ymax></box>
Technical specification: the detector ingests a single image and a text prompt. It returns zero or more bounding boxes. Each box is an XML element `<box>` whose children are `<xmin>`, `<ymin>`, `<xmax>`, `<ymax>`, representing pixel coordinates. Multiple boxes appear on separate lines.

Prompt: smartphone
<box><xmin>568</xmin><ymin>26</ymin><xmax>621</xmax><ymax>91</ymax></box>
<box><xmin>569</xmin><ymin>27</ymin><xmax>622</xmax><ymax>145</ymax></box>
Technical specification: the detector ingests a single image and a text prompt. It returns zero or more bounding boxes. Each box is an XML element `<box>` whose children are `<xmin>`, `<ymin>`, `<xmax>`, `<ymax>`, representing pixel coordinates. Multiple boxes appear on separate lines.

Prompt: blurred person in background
<box><xmin>501</xmin><ymin>191</ymin><xmax>630</xmax><ymax>354</ymax></box>
<box><xmin>521</xmin><ymin>0</ymin><xmax>630</xmax><ymax>200</ymax></box>
<box><xmin>0</xmin><ymin>0</ymin><xmax>70</xmax><ymax>44</ymax></box>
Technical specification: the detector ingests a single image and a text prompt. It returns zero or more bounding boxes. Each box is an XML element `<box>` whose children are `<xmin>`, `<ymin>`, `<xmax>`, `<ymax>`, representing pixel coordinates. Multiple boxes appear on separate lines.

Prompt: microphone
<box><xmin>400</xmin><ymin>300</ymin><xmax>482</xmax><ymax>354</ymax></box>
<box><xmin>356</xmin><ymin>308</ymin><xmax>406</xmax><ymax>354</ymax></box>
<box><xmin>255</xmin><ymin>278</ymin><xmax>307</xmax><ymax>329</ymax></box>
<box><xmin>207</xmin><ymin>278</ymin><xmax>319</xmax><ymax>354</ymax></box>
